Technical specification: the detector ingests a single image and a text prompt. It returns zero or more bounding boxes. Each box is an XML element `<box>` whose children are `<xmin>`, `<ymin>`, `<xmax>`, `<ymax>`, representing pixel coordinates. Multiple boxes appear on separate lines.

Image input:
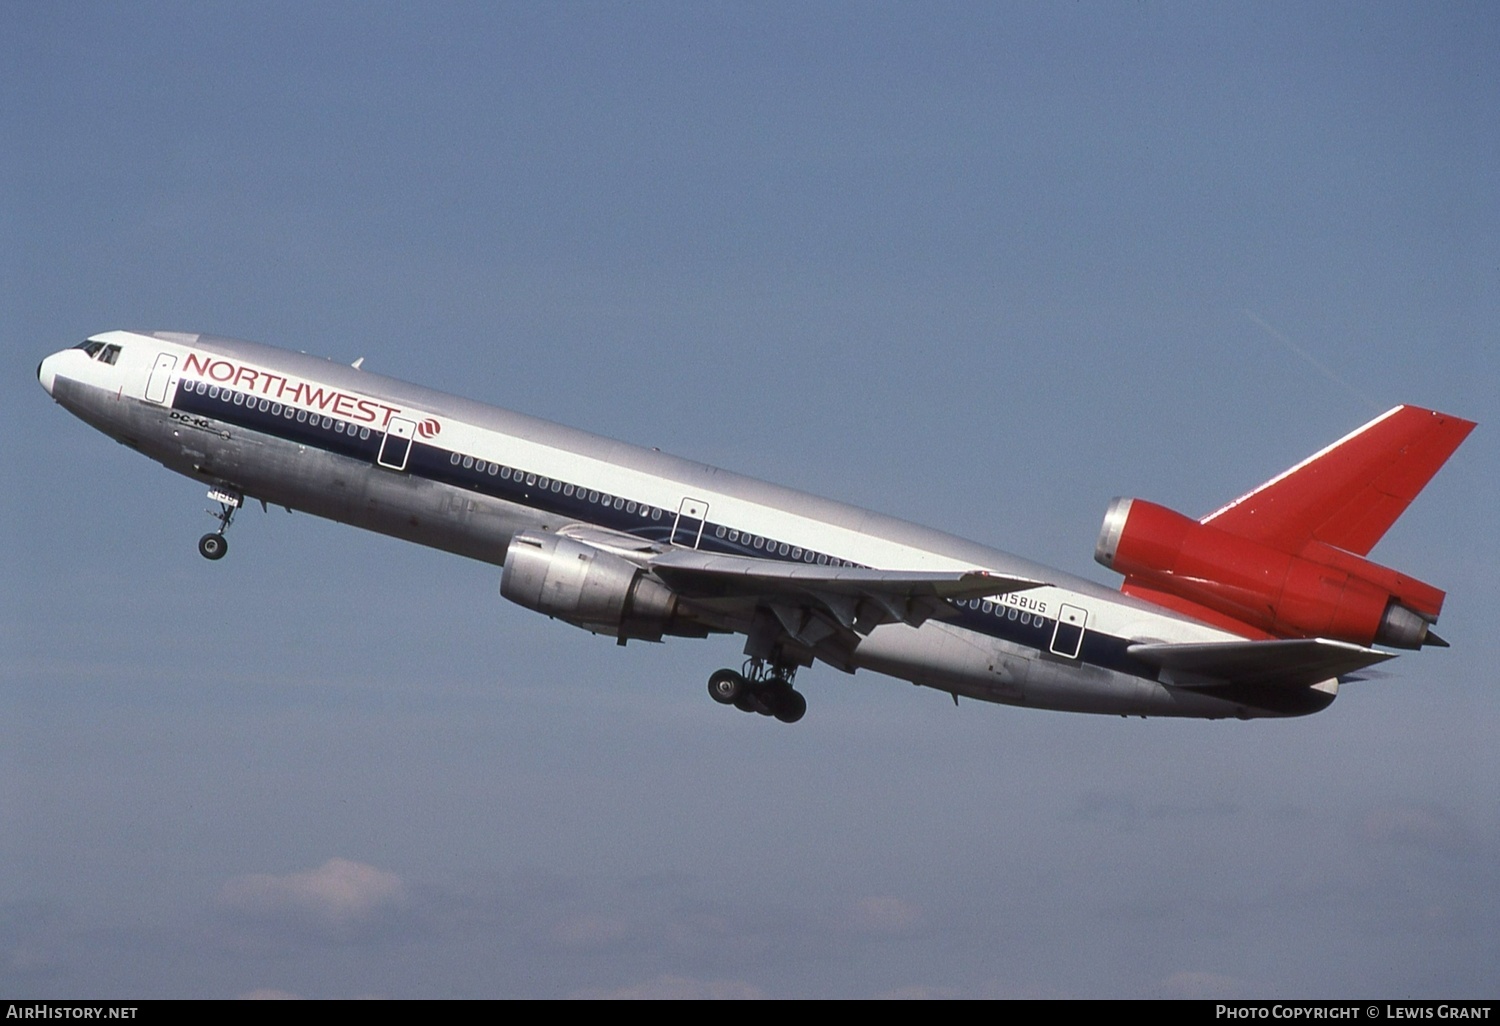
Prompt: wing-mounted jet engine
<box><xmin>1095</xmin><ymin>406</ymin><xmax>1475</xmax><ymax>649</ymax></box>
<box><xmin>500</xmin><ymin>530</ymin><xmax>712</xmax><ymax>643</ymax></box>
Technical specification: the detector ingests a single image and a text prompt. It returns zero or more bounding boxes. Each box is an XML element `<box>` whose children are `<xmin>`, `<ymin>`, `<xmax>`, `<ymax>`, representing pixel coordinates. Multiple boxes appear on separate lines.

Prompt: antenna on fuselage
<box><xmin>351</xmin><ymin>357</ymin><xmax>364</xmax><ymax>370</ymax></box>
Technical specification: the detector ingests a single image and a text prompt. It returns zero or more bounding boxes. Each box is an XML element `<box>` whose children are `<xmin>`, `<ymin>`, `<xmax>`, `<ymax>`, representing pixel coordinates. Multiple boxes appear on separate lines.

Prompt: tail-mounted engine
<box><xmin>501</xmin><ymin>530</ymin><xmax>706</xmax><ymax>642</ymax></box>
<box><xmin>1095</xmin><ymin>497</ymin><xmax>1443</xmax><ymax>649</ymax></box>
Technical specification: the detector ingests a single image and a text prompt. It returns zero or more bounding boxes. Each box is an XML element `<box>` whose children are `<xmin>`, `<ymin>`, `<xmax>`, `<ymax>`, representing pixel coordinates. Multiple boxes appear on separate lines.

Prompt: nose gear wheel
<box><xmin>198</xmin><ymin>488</ymin><xmax>243</xmax><ymax>560</ymax></box>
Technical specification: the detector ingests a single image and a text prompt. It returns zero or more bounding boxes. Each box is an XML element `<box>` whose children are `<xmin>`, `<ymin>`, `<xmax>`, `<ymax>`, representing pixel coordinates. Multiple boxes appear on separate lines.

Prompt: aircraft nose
<box><xmin>37</xmin><ymin>352</ymin><xmax>60</xmax><ymax>397</ymax></box>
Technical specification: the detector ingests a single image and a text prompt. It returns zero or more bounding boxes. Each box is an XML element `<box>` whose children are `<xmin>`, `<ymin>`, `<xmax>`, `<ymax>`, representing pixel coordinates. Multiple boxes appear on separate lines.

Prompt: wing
<box><xmin>1126</xmin><ymin>637</ymin><xmax>1394</xmax><ymax>690</ymax></box>
<box><xmin>551</xmin><ymin>521</ymin><xmax>1045</xmax><ymax>651</ymax></box>
<box><xmin>647</xmin><ymin>546</ymin><xmax>1043</xmax><ymax>661</ymax></box>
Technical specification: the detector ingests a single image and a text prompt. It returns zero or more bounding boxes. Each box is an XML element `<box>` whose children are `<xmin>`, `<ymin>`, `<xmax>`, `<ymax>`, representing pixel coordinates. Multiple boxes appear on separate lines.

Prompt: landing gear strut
<box><xmin>198</xmin><ymin>488</ymin><xmax>242</xmax><ymax>561</ymax></box>
<box><xmin>706</xmin><ymin>660</ymin><xmax>807</xmax><ymax>723</ymax></box>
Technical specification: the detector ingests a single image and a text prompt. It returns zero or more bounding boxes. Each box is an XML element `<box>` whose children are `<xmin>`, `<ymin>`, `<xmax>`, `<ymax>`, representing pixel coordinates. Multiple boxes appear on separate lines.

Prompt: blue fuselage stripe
<box><xmin>172</xmin><ymin>380</ymin><xmax>1159</xmax><ymax>682</ymax></box>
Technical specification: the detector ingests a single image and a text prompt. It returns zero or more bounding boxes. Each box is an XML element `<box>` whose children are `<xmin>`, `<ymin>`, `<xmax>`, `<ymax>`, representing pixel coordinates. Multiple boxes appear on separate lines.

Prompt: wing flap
<box><xmin>648</xmin><ymin>548</ymin><xmax>1043</xmax><ymax>633</ymax></box>
<box><xmin>1127</xmin><ymin>637</ymin><xmax>1394</xmax><ymax>690</ymax></box>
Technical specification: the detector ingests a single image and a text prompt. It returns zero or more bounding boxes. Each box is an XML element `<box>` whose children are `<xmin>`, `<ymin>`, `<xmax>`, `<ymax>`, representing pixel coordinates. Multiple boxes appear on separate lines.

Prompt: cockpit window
<box><xmin>76</xmin><ymin>340</ymin><xmax>106</xmax><ymax>358</ymax></box>
<box><xmin>98</xmin><ymin>344</ymin><xmax>122</xmax><ymax>365</ymax></box>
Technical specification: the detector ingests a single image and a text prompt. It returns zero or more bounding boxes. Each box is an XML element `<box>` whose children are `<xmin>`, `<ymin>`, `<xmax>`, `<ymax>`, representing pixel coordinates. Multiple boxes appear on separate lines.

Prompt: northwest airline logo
<box><xmin>183</xmin><ymin>352</ymin><xmax>442</xmax><ymax>435</ymax></box>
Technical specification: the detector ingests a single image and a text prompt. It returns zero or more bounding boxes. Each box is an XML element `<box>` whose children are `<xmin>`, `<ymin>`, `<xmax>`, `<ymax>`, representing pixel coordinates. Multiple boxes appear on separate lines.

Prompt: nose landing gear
<box><xmin>707</xmin><ymin>661</ymin><xmax>807</xmax><ymax>723</ymax></box>
<box><xmin>198</xmin><ymin>488</ymin><xmax>242</xmax><ymax>560</ymax></box>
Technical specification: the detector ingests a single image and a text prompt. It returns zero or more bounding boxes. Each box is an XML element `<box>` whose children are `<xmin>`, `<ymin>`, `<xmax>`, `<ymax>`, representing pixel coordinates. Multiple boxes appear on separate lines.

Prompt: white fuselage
<box><xmin>38</xmin><ymin>329</ymin><xmax>1335</xmax><ymax>720</ymax></box>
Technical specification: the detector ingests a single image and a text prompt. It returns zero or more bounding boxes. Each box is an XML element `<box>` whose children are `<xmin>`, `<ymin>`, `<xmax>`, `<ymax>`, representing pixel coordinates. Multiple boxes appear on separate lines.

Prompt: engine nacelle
<box><xmin>500</xmin><ymin>530</ymin><xmax>703</xmax><ymax>642</ymax></box>
<box><xmin>1095</xmin><ymin>497</ymin><xmax>1442</xmax><ymax>649</ymax></box>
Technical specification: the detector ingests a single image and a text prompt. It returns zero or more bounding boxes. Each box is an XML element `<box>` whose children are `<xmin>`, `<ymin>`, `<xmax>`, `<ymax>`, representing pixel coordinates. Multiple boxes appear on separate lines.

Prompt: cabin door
<box><xmin>672</xmin><ymin>497</ymin><xmax>710</xmax><ymax>548</ymax></box>
<box><xmin>1049</xmin><ymin>604</ymin><xmax>1088</xmax><ymax>660</ymax></box>
<box><xmin>378</xmin><ymin>417</ymin><xmax>415</xmax><ymax>471</ymax></box>
<box><xmin>145</xmin><ymin>354</ymin><xmax>177</xmax><ymax>404</ymax></box>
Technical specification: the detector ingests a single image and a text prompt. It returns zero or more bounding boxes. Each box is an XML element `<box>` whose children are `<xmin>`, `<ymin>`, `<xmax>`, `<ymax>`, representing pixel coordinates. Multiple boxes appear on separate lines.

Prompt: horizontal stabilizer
<box><xmin>1127</xmin><ymin>637</ymin><xmax>1394</xmax><ymax>690</ymax></box>
<box><xmin>1203</xmin><ymin>405</ymin><xmax>1475</xmax><ymax>556</ymax></box>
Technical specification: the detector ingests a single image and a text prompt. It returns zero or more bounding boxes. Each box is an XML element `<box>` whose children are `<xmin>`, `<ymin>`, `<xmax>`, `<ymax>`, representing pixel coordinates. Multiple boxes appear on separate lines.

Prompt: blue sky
<box><xmin>4</xmin><ymin>2</ymin><xmax>1497</xmax><ymax>998</ymax></box>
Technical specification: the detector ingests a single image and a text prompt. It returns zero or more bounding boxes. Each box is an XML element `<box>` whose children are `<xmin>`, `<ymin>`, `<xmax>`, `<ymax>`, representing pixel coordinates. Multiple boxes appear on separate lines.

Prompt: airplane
<box><xmin>36</xmin><ymin>330</ymin><xmax>1474</xmax><ymax>724</ymax></box>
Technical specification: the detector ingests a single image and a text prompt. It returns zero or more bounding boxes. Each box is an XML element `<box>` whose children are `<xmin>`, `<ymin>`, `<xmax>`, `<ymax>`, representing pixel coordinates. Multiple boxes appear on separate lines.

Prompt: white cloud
<box><xmin>221</xmin><ymin>858</ymin><xmax>406</xmax><ymax>930</ymax></box>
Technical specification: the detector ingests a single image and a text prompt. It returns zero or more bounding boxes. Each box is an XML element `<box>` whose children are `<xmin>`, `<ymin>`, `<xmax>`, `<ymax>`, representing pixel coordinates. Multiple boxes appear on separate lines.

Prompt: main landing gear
<box><xmin>198</xmin><ymin>488</ymin><xmax>242</xmax><ymax>561</ymax></box>
<box><xmin>707</xmin><ymin>661</ymin><xmax>807</xmax><ymax>724</ymax></box>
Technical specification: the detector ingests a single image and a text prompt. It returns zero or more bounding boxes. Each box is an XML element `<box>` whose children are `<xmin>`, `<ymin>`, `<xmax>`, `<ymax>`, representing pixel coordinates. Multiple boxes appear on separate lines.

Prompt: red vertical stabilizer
<box><xmin>1097</xmin><ymin>406</ymin><xmax>1474</xmax><ymax>648</ymax></box>
<box><xmin>1202</xmin><ymin>406</ymin><xmax>1475</xmax><ymax>558</ymax></box>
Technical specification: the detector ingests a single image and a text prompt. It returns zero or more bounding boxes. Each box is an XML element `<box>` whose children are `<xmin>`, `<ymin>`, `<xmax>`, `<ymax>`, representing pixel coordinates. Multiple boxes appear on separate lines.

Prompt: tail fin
<box><xmin>1202</xmin><ymin>406</ymin><xmax>1475</xmax><ymax>557</ymax></box>
<box><xmin>1098</xmin><ymin>405</ymin><xmax>1474</xmax><ymax>648</ymax></box>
